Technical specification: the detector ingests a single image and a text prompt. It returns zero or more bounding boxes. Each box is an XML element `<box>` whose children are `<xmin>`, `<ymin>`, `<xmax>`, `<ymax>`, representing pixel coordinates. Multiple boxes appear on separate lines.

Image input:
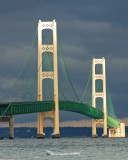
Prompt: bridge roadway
<box><xmin>0</xmin><ymin>101</ymin><xmax>120</xmax><ymax>128</ymax></box>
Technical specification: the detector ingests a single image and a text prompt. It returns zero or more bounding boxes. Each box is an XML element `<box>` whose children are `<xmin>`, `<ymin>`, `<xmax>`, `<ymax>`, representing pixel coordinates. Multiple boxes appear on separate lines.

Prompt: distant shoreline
<box><xmin>0</xmin><ymin>127</ymin><xmax>103</xmax><ymax>138</ymax></box>
<box><xmin>1</xmin><ymin>118</ymin><xmax>128</xmax><ymax>128</ymax></box>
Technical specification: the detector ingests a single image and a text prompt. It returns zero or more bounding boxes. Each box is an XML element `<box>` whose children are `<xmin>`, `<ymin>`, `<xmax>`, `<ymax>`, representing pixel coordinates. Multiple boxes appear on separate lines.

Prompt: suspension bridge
<box><xmin>0</xmin><ymin>20</ymin><xmax>125</xmax><ymax>139</ymax></box>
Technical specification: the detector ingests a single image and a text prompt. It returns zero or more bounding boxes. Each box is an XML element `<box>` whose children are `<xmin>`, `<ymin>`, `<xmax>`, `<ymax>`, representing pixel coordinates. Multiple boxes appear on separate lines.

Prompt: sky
<box><xmin>0</xmin><ymin>0</ymin><xmax>128</xmax><ymax>123</ymax></box>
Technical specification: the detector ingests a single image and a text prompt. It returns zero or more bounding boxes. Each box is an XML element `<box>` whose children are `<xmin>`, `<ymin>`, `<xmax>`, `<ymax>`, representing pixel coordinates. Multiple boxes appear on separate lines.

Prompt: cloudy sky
<box><xmin>0</xmin><ymin>0</ymin><xmax>128</xmax><ymax>123</ymax></box>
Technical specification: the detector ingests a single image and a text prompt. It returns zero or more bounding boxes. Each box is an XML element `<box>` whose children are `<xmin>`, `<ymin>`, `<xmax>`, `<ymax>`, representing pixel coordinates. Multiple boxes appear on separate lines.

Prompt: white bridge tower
<box><xmin>37</xmin><ymin>20</ymin><xmax>60</xmax><ymax>138</ymax></box>
<box><xmin>92</xmin><ymin>57</ymin><xmax>125</xmax><ymax>138</ymax></box>
<box><xmin>92</xmin><ymin>57</ymin><xmax>107</xmax><ymax>137</ymax></box>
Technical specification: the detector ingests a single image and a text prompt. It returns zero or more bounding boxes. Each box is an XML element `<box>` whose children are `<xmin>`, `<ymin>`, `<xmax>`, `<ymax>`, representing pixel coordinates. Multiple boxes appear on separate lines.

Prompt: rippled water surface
<box><xmin>0</xmin><ymin>138</ymin><xmax>128</xmax><ymax>160</ymax></box>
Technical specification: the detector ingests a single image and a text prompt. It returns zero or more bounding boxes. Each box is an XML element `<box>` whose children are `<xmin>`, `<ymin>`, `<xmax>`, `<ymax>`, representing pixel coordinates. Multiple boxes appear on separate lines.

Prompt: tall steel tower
<box><xmin>37</xmin><ymin>20</ymin><xmax>60</xmax><ymax>138</ymax></box>
<box><xmin>92</xmin><ymin>57</ymin><xmax>107</xmax><ymax>137</ymax></box>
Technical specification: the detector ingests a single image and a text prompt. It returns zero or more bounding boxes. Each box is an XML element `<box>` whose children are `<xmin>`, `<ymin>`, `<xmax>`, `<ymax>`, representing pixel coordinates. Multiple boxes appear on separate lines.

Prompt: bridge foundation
<box><xmin>109</xmin><ymin>123</ymin><xmax>125</xmax><ymax>138</ymax></box>
<box><xmin>9</xmin><ymin>116</ymin><xmax>14</xmax><ymax>139</ymax></box>
<box><xmin>0</xmin><ymin>116</ymin><xmax>14</xmax><ymax>139</ymax></box>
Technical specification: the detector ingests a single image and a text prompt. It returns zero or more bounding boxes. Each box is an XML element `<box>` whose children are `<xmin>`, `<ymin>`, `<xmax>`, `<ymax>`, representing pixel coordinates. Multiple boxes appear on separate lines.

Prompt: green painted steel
<box><xmin>0</xmin><ymin>101</ymin><xmax>120</xmax><ymax>128</ymax></box>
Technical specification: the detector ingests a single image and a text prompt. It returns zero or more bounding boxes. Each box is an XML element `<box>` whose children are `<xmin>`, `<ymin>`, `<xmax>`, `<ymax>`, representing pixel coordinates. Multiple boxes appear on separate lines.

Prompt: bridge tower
<box><xmin>92</xmin><ymin>57</ymin><xmax>107</xmax><ymax>137</ymax></box>
<box><xmin>37</xmin><ymin>20</ymin><xmax>60</xmax><ymax>138</ymax></box>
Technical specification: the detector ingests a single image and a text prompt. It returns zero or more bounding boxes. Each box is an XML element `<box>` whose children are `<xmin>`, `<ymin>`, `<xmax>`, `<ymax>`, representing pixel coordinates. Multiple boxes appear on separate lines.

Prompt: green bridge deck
<box><xmin>0</xmin><ymin>101</ymin><xmax>120</xmax><ymax>128</ymax></box>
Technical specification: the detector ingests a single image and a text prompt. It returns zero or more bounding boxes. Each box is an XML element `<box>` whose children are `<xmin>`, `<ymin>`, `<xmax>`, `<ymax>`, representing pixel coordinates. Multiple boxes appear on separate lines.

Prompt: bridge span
<box><xmin>0</xmin><ymin>101</ymin><xmax>120</xmax><ymax>128</ymax></box>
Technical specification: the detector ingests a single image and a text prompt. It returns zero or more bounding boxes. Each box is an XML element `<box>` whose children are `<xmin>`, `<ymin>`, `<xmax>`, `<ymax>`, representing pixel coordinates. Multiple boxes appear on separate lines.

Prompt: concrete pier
<box><xmin>9</xmin><ymin>116</ymin><xmax>14</xmax><ymax>139</ymax></box>
<box><xmin>52</xmin><ymin>132</ymin><xmax>60</xmax><ymax>138</ymax></box>
<box><xmin>0</xmin><ymin>116</ymin><xmax>14</xmax><ymax>139</ymax></box>
<box><xmin>37</xmin><ymin>134</ymin><xmax>45</xmax><ymax>139</ymax></box>
<box><xmin>109</xmin><ymin>123</ymin><xmax>125</xmax><ymax>138</ymax></box>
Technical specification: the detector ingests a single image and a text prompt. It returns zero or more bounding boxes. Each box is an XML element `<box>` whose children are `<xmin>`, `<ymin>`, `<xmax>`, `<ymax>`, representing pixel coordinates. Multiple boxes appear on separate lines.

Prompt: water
<box><xmin>0</xmin><ymin>138</ymin><xmax>128</xmax><ymax>160</ymax></box>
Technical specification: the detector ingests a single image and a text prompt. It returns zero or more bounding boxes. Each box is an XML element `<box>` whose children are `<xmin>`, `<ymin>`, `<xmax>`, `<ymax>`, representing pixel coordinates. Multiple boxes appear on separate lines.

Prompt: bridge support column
<box><xmin>52</xmin><ymin>109</ymin><xmax>60</xmax><ymax>138</ymax></box>
<box><xmin>92</xmin><ymin>119</ymin><xmax>98</xmax><ymax>138</ymax></box>
<box><xmin>52</xmin><ymin>20</ymin><xmax>60</xmax><ymax>138</ymax></box>
<box><xmin>92</xmin><ymin>57</ymin><xmax>107</xmax><ymax>137</ymax></box>
<box><xmin>9</xmin><ymin>116</ymin><xmax>14</xmax><ymax>139</ymax></box>
<box><xmin>37</xmin><ymin>113</ymin><xmax>45</xmax><ymax>139</ymax></box>
<box><xmin>37</xmin><ymin>19</ymin><xmax>60</xmax><ymax>138</ymax></box>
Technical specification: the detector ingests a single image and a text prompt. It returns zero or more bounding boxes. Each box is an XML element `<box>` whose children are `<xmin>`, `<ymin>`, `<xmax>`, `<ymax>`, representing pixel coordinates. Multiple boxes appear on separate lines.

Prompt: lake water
<box><xmin>0</xmin><ymin>138</ymin><xmax>128</xmax><ymax>160</ymax></box>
